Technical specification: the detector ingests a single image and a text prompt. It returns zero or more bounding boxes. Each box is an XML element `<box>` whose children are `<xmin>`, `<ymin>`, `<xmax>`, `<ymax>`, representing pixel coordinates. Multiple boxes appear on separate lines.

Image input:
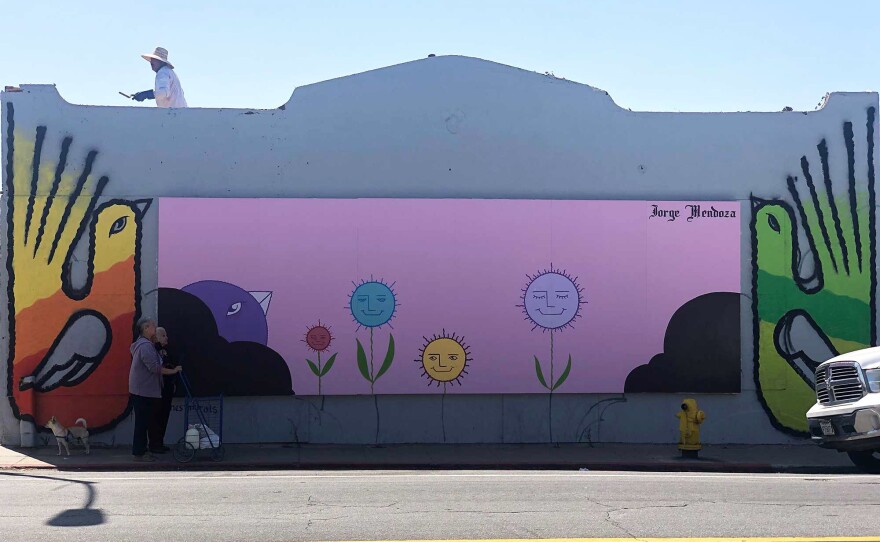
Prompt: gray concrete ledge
<box><xmin>0</xmin><ymin>442</ymin><xmax>858</xmax><ymax>474</ymax></box>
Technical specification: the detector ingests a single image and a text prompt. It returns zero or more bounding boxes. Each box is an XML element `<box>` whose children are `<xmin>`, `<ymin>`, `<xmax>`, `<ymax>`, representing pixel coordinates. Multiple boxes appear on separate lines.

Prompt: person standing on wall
<box><xmin>129</xmin><ymin>318</ymin><xmax>182</xmax><ymax>462</ymax></box>
<box><xmin>130</xmin><ymin>47</ymin><xmax>188</xmax><ymax>108</ymax></box>
<box><xmin>147</xmin><ymin>326</ymin><xmax>179</xmax><ymax>454</ymax></box>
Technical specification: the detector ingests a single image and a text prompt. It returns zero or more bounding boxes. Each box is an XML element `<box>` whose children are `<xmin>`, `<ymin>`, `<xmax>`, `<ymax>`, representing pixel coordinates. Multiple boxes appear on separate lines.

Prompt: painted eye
<box><xmin>448</xmin><ymin>354</ymin><xmax>459</xmax><ymax>361</ymax></box>
<box><xmin>109</xmin><ymin>216</ymin><xmax>128</xmax><ymax>237</ymax></box>
<box><xmin>429</xmin><ymin>355</ymin><xmax>439</xmax><ymax>362</ymax></box>
<box><xmin>227</xmin><ymin>302</ymin><xmax>242</xmax><ymax>316</ymax></box>
<box><xmin>357</xmin><ymin>296</ymin><xmax>368</xmax><ymax>303</ymax></box>
<box><xmin>556</xmin><ymin>294</ymin><xmax>569</xmax><ymax>299</ymax></box>
<box><xmin>533</xmin><ymin>294</ymin><xmax>545</xmax><ymax>299</ymax></box>
<box><xmin>376</xmin><ymin>296</ymin><xmax>387</xmax><ymax>303</ymax></box>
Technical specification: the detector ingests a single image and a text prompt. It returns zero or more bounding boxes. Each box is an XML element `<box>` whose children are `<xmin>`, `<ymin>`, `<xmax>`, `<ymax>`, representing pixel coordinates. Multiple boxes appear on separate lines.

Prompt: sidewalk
<box><xmin>0</xmin><ymin>442</ymin><xmax>860</xmax><ymax>473</ymax></box>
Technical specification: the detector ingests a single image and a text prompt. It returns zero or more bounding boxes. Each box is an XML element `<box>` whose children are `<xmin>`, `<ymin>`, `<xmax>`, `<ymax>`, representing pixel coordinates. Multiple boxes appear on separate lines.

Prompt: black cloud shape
<box><xmin>158</xmin><ymin>287</ymin><xmax>293</xmax><ymax>396</ymax></box>
<box><xmin>624</xmin><ymin>292</ymin><xmax>741</xmax><ymax>393</ymax></box>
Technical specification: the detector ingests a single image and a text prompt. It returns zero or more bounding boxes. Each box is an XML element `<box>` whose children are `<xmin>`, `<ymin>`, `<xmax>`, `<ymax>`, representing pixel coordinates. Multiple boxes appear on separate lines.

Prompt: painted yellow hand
<box><xmin>10</xmin><ymin>126</ymin><xmax>108</xmax><ymax>311</ymax></box>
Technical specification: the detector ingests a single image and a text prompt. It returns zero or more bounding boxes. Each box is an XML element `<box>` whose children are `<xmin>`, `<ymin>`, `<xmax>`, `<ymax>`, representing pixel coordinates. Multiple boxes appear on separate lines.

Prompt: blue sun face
<box><xmin>519</xmin><ymin>266</ymin><xmax>585</xmax><ymax>332</ymax></box>
<box><xmin>349</xmin><ymin>280</ymin><xmax>397</xmax><ymax>329</ymax></box>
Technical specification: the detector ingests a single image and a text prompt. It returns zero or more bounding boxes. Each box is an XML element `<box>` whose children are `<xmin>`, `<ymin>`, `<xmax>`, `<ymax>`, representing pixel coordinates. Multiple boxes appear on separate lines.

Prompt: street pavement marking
<box><xmin>329</xmin><ymin>538</ymin><xmax>880</xmax><ymax>542</ymax></box>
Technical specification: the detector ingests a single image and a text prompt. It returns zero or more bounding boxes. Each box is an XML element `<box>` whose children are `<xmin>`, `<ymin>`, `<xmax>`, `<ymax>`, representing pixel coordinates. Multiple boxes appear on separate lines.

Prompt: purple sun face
<box><xmin>181</xmin><ymin>280</ymin><xmax>272</xmax><ymax>345</ymax></box>
<box><xmin>520</xmin><ymin>268</ymin><xmax>585</xmax><ymax>331</ymax></box>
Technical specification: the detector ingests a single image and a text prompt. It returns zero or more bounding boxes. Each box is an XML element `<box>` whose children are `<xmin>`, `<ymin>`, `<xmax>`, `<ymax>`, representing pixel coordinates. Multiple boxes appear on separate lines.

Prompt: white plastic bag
<box><xmin>195</xmin><ymin>424</ymin><xmax>220</xmax><ymax>449</ymax></box>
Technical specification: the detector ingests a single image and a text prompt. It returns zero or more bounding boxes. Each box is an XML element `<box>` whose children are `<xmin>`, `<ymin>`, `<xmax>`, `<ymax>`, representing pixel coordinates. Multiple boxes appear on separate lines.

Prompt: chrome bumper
<box><xmin>808</xmin><ymin>408</ymin><xmax>880</xmax><ymax>452</ymax></box>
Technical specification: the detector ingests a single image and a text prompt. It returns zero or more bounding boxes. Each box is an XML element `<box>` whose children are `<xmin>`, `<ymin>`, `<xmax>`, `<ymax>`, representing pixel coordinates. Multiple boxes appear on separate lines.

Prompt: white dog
<box><xmin>44</xmin><ymin>416</ymin><xmax>90</xmax><ymax>456</ymax></box>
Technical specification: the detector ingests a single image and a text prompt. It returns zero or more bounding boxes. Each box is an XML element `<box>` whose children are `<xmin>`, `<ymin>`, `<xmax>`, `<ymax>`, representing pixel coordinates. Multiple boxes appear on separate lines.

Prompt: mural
<box><xmin>2</xmin><ymin>78</ymin><xmax>876</xmax><ymax>447</ymax></box>
<box><xmin>519</xmin><ymin>266</ymin><xmax>583</xmax><ymax>442</ymax></box>
<box><xmin>304</xmin><ymin>321</ymin><xmax>338</xmax><ymax>395</ymax></box>
<box><xmin>159</xmin><ymin>198</ymin><xmax>741</xmax><ymax>395</ymax></box>
<box><xmin>520</xmin><ymin>266</ymin><xmax>583</xmax><ymax>391</ymax></box>
<box><xmin>417</xmin><ymin>330</ymin><xmax>472</xmax><ymax>441</ymax></box>
<box><xmin>752</xmin><ymin>107</ymin><xmax>877</xmax><ymax>434</ymax></box>
<box><xmin>156</xmin><ymin>287</ymin><xmax>293</xmax><ymax>396</ymax></box>
<box><xmin>417</xmin><ymin>330</ymin><xmax>471</xmax><ymax>388</ymax></box>
<box><xmin>350</xmin><ymin>277</ymin><xmax>398</xmax><ymax>442</ymax></box>
<box><xmin>5</xmin><ymin>103</ymin><xmax>147</xmax><ymax>431</ymax></box>
<box><xmin>350</xmin><ymin>278</ymin><xmax>398</xmax><ymax>391</ymax></box>
<box><xmin>181</xmin><ymin>280</ymin><xmax>272</xmax><ymax>345</ymax></box>
<box><xmin>624</xmin><ymin>292</ymin><xmax>741</xmax><ymax>393</ymax></box>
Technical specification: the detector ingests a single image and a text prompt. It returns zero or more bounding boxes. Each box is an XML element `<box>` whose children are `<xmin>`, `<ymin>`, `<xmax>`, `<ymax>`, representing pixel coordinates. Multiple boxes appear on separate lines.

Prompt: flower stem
<box><xmin>370</xmin><ymin>328</ymin><xmax>379</xmax><ymax>443</ymax></box>
<box><xmin>373</xmin><ymin>392</ymin><xmax>381</xmax><ymax>445</ymax></box>
<box><xmin>441</xmin><ymin>383</ymin><xmax>447</xmax><ymax>443</ymax></box>
<box><xmin>317</xmin><ymin>351</ymin><xmax>322</xmax><ymax>396</ymax></box>
<box><xmin>550</xmin><ymin>330</ymin><xmax>555</xmax><ymax>389</ymax></box>
<box><xmin>369</xmin><ymin>328</ymin><xmax>375</xmax><ymax>394</ymax></box>
<box><xmin>549</xmin><ymin>330</ymin><xmax>555</xmax><ymax>444</ymax></box>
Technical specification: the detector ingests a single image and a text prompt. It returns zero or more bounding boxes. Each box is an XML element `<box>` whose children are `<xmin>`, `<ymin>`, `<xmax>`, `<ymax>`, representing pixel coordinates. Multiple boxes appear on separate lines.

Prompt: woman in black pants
<box><xmin>129</xmin><ymin>318</ymin><xmax>180</xmax><ymax>461</ymax></box>
<box><xmin>148</xmin><ymin>326</ymin><xmax>179</xmax><ymax>454</ymax></box>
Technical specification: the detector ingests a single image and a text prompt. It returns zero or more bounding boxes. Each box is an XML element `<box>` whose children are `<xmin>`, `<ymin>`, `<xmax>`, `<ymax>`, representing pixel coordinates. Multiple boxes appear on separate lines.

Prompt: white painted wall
<box><xmin>1</xmin><ymin>55</ymin><xmax>877</xmax><ymax>445</ymax></box>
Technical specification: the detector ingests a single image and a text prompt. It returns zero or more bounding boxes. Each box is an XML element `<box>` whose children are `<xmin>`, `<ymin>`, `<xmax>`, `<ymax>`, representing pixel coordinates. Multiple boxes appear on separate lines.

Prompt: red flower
<box><xmin>304</xmin><ymin>322</ymin><xmax>333</xmax><ymax>352</ymax></box>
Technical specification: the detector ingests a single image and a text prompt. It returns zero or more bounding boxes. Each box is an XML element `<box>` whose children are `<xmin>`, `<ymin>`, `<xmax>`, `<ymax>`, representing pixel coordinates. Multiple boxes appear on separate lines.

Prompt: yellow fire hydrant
<box><xmin>676</xmin><ymin>398</ymin><xmax>706</xmax><ymax>458</ymax></box>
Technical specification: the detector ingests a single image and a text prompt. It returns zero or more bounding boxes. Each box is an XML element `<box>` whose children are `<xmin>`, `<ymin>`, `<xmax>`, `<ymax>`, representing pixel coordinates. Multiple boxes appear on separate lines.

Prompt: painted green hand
<box><xmin>752</xmin><ymin>107</ymin><xmax>875</xmax><ymax>434</ymax></box>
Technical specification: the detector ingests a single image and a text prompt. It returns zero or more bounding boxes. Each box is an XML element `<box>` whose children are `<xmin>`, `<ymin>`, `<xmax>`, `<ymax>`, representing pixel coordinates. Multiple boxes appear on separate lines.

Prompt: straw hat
<box><xmin>141</xmin><ymin>47</ymin><xmax>174</xmax><ymax>69</ymax></box>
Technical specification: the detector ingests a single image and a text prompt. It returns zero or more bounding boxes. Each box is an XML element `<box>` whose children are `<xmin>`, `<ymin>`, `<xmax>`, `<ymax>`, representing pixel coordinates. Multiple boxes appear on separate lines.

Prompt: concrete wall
<box><xmin>2</xmin><ymin>55</ymin><xmax>877</xmax><ymax>446</ymax></box>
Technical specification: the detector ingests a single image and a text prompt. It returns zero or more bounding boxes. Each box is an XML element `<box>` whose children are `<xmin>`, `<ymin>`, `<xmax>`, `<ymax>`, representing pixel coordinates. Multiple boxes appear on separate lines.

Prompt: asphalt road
<box><xmin>1</xmin><ymin>470</ymin><xmax>879</xmax><ymax>541</ymax></box>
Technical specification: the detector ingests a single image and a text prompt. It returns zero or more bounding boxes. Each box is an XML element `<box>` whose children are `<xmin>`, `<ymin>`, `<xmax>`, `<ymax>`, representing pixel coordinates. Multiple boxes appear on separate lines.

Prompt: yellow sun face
<box><xmin>418</xmin><ymin>332</ymin><xmax>471</xmax><ymax>386</ymax></box>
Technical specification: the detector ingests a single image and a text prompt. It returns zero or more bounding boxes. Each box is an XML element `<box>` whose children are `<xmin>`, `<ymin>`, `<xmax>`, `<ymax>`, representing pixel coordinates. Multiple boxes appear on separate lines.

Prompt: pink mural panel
<box><xmin>158</xmin><ymin>199</ymin><xmax>741</xmax><ymax>395</ymax></box>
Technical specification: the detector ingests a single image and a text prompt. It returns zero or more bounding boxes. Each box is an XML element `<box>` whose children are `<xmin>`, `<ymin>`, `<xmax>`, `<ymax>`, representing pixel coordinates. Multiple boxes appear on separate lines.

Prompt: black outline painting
<box><xmin>5</xmin><ymin>103</ymin><xmax>149</xmax><ymax>433</ymax></box>
<box><xmin>751</xmin><ymin>107</ymin><xmax>877</xmax><ymax>435</ymax></box>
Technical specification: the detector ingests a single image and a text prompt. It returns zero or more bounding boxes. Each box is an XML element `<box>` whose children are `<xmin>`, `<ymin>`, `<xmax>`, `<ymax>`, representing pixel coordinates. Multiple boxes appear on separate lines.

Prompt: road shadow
<box><xmin>0</xmin><ymin>471</ymin><xmax>105</xmax><ymax>527</ymax></box>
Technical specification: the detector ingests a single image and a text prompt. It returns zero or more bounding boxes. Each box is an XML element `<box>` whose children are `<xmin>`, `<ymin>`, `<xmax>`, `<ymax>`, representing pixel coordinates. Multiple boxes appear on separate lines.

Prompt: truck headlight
<box><xmin>866</xmin><ymin>368</ymin><xmax>880</xmax><ymax>393</ymax></box>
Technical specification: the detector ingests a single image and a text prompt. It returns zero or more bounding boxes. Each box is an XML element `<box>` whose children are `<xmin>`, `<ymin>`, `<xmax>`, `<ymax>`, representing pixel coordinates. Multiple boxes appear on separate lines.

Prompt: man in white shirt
<box><xmin>132</xmin><ymin>47</ymin><xmax>188</xmax><ymax>108</ymax></box>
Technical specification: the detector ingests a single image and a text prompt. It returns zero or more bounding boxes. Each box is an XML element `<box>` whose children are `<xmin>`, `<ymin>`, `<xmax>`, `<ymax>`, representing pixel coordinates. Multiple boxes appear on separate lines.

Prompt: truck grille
<box><xmin>815</xmin><ymin>362</ymin><xmax>865</xmax><ymax>405</ymax></box>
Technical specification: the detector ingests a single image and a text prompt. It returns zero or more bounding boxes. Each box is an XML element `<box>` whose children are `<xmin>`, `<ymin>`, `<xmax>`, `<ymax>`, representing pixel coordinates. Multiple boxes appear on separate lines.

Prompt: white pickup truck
<box><xmin>806</xmin><ymin>347</ymin><xmax>880</xmax><ymax>473</ymax></box>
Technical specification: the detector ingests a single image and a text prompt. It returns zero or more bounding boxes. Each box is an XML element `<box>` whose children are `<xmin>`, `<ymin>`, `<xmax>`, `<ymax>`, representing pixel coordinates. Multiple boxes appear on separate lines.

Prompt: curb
<box><xmin>0</xmin><ymin>461</ymin><xmax>860</xmax><ymax>474</ymax></box>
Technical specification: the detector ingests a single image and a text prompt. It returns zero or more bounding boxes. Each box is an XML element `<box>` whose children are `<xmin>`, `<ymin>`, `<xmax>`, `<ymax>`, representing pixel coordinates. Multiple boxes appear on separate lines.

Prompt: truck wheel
<box><xmin>847</xmin><ymin>451</ymin><xmax>880</xmax><ymax>473</ymax></box>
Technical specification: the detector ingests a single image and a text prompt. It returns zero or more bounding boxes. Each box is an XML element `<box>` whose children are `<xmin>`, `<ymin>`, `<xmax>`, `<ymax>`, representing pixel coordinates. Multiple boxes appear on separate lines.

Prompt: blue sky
<box><xmin>1</xmin><ymin>1</ymin><xmax>877</xmax><ymax>111</ymax></box>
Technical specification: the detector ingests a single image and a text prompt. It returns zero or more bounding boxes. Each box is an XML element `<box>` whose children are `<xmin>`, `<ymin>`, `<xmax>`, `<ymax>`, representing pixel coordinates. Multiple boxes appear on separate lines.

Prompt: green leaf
<box><xmin>320</xmin><ymin>353</ymin><xmax>338</xmax><ymax>376</ymax></box>
<box><xmin>356</xmin><ymin>339</ymin><xmax>371</xmax><ymax>382</ymax></box>
<box><xmin>306</xmin><ymin>358</ymin><xmax>321</xmax><ymax>377</ymax></box>
<box><xmin>374</xmin><ymin>334</ymin><xmax>395</xmax><ymax>382</ymax></box>
<box><xmin>534</xmin><ymin>356</ymin><xmax>549</xmax><ymax>389</ymax></box>
<box><xmin>552</xmin><ymin>355</ymin><xmax>572</xmax><ymax>391</ymax></box>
